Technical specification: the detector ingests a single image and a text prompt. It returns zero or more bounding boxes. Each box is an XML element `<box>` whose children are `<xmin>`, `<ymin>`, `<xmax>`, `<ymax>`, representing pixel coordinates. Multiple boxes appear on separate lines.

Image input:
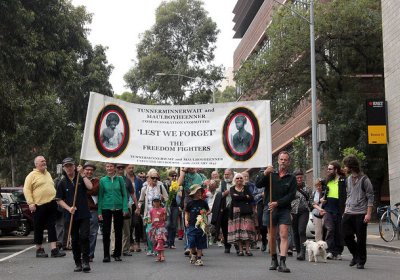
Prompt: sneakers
<box><xmin>217</xmin><ymin>241</ymin><xmax>223</xmax><ymax>247</ymax></box>
<box><xmin>74</xmin><ymin>264</ymin><xmax>82</xmax><ymax>272</ymax></box>
<box><xmin>326</xmin><ymin>252</ymin><xmax>334</xmax><ymax>260</ymax></box>
<box><xmin>146</xmin><ymin>251</ymin><xmax>153</xmax><ymax>256</ymax></box>
<box><xmin>82</xmin><ymin>262</ymin><xmax>91</xmax><ymax>272</ymax></box>
<box><xmin>349</xmin><ymin>259</ymin><xmax>357</xmax><ymax>267</ymax></box>
<box><xmin>335</xmin><ymin>254</ymin><xmax>342</xmax><ymax>260</ymax></box>
<box><xmin>194</xmin><ymin>259</ymin><xmax>204</xmax><ymax>266</ymax></box>
<box><xmin>190</xmin><ymin>255</ymin><xmax>197</xmax><ymax>264</ymax></box>
<box><xmin>36</xmin><ymin>248</ymin><xmax>48</xmax><ymax>258</ymax></box>
<box><xmin>51</xmin><ymin>248</ymin><xmax>66</xmax><ymax>258</ymax></box>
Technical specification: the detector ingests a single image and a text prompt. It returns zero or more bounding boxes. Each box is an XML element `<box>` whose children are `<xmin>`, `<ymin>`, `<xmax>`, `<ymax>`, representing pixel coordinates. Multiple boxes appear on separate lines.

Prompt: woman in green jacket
<box><xmin>98</xmin><ymin>163</ymin><xmax>128</xmax><ymax>262</ymax></box>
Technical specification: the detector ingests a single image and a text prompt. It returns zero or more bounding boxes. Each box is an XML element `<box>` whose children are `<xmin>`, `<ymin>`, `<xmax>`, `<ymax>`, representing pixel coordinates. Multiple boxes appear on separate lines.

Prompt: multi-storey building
<box><xmin>232</xmin><ymin>0</ymin><xmax>390</xmax><ymax>204</ymax></box>
<box><xmin>382</xmin><ymin>0</ymin><xmax>400</xmax><ymax>205</ymax></box>
<box><xmin>233</xmin><ymin>0</ymin><xmax>315</xmax><ymax>184</ymax></box>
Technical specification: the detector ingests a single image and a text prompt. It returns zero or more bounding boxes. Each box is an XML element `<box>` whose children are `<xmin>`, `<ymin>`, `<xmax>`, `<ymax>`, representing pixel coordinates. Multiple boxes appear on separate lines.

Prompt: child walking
<box><xmin>144</xmin><ymin>217</ymin><xmax>154</xmax><ymax>256</ymax></box>
<box><xmin>149</xmin><ymin>195</ymin><xmax>167</xmax><ymax>262</ymax></box>
<box><xmin>185</xmin><ymin>184</ymin><xmax>210</xmax><ymax>266</ymax></box>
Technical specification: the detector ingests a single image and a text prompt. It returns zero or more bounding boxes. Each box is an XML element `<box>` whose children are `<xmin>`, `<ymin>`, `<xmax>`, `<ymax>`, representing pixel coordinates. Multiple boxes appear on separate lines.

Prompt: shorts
<box><xmin>187</xmin><ymin>226</ymin><xmax>207</xmax><ymax>250</ymax></box>
<box><xmin>262</xmin><ymin>207</ymin><xmax>291</xmax><ymax>227</ymax></box>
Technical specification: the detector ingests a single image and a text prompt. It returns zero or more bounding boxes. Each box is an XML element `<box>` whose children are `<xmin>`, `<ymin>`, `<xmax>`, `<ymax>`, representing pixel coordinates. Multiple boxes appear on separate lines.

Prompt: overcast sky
<box><xmin>71</xmin><ymin>0</ymin><xmax>239</xmax><ymax>94</ymax></box>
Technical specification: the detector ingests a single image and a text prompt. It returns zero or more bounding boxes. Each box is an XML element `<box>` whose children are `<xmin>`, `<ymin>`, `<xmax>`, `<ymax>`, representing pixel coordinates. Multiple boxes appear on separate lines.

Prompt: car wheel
<box><xmin>14</xmin><ymin>221</ymin><xmax>30</xmax><ymax>236</ymax></box>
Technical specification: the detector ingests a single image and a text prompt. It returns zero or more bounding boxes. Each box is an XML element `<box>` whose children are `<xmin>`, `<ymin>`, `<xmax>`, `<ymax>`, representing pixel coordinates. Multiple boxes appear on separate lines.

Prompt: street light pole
<box><xmin>309</xmin><ymin>0</ymin><xmax>319</xmax><ymax>181</ymax></box>
<box><xmin>271</xmin><ymin>0</ymin><xmax>319</xmax><ymax>181</ymax></box>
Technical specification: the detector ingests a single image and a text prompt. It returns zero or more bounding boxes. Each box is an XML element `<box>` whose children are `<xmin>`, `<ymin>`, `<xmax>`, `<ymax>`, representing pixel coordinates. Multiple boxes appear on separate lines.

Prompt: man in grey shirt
<box><xmin>341</xmin><ymin>155</ymin><xmax>374</xmax><ymax>270</ymax></box>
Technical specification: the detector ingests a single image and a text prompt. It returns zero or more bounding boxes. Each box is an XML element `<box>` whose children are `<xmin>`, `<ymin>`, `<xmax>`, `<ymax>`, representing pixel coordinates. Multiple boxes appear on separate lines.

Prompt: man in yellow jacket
<box><xmin>23</xmin><ymin>155</ymin><xmax>66</xmax><ymax>258</ymax></box>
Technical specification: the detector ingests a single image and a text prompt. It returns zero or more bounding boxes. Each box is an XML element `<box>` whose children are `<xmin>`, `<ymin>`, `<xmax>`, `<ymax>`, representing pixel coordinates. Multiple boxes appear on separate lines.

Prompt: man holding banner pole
<box><xmin>255</xmin><ymin>151</ymin><xmax>296</xmax><ymax>273</ymax></box>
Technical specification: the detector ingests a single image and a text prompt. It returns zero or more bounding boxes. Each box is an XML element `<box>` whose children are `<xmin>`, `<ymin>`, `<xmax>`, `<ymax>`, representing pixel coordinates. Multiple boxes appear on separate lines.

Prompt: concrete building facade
<box><xmin>382</xmin><ymin>0</ymin><xmax>400</xmax><ymax>205</ymax></box>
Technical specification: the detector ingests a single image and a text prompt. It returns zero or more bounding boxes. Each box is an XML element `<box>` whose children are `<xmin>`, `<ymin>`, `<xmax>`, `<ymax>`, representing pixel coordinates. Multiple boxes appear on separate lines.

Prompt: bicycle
<box><xmin>377</xmin><ymin>202</ymin><xmax>400</xmax><ymax>242</ymax></box>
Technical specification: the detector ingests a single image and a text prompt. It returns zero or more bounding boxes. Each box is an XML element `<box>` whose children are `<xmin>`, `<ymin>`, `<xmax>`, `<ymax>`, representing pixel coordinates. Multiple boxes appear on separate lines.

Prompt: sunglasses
<box><xmin>171</xmin><ymin>175</ymin><xmax>177</xmax><ymax>178</ymax></box>
<box><xmin>117</xmin><ymin>166</ymin><xmax>125</xmax><ymax>169</ymax></box>
<box><xmin>150</xmin><ymin>177</ymin><xmax>158</xmax><ymax>180</ymax></box>
<box><xmin>235</xmin><ymin>177</ymin><xmax>244</xmax><ymax>180</ymax></box>
<box><xmin>139</xmin><ymin>176</ymin><xmax>146</xmax><ymax>179</ymax></box>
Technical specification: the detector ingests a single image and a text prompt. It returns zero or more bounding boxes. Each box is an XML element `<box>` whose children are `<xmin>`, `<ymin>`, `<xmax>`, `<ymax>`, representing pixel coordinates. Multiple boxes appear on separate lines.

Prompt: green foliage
<box><xmin>115</xmin><ymin>91</ymin><xmax>150</xmax><ymax>104</ymax></box>
<box><xmin>0</xmin><ymin>1</ymin><xmax>113</xmax><ymax>185</ymax></box>
<box><xmin>124</xmin><ymin>0</ymin><xmax>224</xmax><ymax>105</ymax></box>
<box><xmin>214</xmin><ymin>86</ymin><xmax>239</xmax><ymax>103</ymax></box>
<box><xmin>292</xmin><ymin>137</ymin><xmax>309</xmax><ymax>171</ymax></box>
<box><xmin>235</xmin><ymin>0</ymin><xmax>383</xmax><ymax>163</ymax></box>
<box><xmin>341</xmin><ymin>147</ymin><xmax>366</xmax><ymax>163</ymax></box>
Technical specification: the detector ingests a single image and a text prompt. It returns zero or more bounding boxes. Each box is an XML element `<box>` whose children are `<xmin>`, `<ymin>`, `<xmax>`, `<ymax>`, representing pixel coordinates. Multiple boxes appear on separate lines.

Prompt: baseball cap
<box><xmin>62</xmin><ymin>157</ymin><xmax>75</xmax><ymax>166</ymax></box>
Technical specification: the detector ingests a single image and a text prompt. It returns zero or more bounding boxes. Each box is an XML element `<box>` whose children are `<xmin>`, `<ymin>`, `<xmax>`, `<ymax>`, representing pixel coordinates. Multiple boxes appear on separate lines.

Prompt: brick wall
<box><xmin>382</xmin><ymin>0</ymin><xmax>400</xmax><ymax>204</ymax></box>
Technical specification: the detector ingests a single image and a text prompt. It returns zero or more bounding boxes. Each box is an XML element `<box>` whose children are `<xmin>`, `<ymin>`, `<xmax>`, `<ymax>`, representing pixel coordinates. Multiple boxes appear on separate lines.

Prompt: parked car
<box><xmin>0</xmin><ymin>193</ymin><xmax>26</xmax><ymax>236</ymax></box>
<box><xmin>1</xmin><ymin>187</ymin><xmax>33</xmax><ymax>236</ymax></box>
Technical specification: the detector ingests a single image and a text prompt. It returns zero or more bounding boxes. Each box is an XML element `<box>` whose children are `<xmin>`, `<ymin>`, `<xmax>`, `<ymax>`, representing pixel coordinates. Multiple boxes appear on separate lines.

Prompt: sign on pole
<box><xmin>80</xmin><ymin>92</ymin><xmax>272</xmax><ymax>168</ymax></box>
<box><xmin>366</xmin><ymin>99</ymin><xmax>387</xmax><ymax>145</ymax></box>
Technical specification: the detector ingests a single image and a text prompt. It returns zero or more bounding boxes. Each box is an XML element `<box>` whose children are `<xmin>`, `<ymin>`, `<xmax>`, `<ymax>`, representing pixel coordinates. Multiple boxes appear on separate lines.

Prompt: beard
<box><xmin>327</xmin><ymin>172</ymin><xmax>336</xmax><ymax>182</ymax></box>
<box><xmin>224</xmin><ymin>178</ymin><xmax>232</xmax><ymax>183</ymax></box>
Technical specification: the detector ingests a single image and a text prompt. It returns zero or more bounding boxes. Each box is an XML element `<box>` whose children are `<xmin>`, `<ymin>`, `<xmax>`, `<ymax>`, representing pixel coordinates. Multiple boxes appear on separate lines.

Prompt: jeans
<box><xmin>55</xmin><ymin>211</ymin><xmax>65</xmax><ymax>245</ymax></box>
<box><xmin>89</xmin><ymin>210</ymin><xmax>99</xmax><ymax>258</ymax></box>
<box><xmin>322</xmin><ymin>212</ymin><xmax>343</xmax><ymax>256</ymax></box>
<box><xmin>71</xmin><ymin>218</ymin><xmax>90</xmax><ymax>264</ymax></box>
<box><xmin>166</xmin><ymin>206</ymin><xmax>179</xmax><ymax>246</ymax></box>
<box><xmin>256</xmin><ymin>203</ymin><xmax>267</xmax><ymax>245</ymax></box>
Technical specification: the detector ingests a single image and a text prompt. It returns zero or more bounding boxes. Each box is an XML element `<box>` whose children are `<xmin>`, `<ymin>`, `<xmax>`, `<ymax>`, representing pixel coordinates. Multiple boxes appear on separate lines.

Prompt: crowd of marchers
<box><xmin>22</xmin><ymin>152</ymin><xmax>373</xmax><ymax>273</ymax></box>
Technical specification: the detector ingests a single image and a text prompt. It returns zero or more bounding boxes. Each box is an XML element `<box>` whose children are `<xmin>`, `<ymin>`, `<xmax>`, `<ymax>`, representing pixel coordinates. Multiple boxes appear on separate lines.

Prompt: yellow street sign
<box><xmin>368</xmin><ymin>125</ymin><xmax>387</xmax><ymax>144</ymax></box>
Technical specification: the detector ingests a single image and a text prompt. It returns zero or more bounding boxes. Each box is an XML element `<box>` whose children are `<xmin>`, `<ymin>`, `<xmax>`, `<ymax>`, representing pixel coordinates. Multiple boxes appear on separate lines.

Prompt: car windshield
<box><xmin>11</xmin><ymin>192</ymin><xmax>26</xmax><ymax>203</ymax></box>
<box><xmin>1</xmin><ymin>197</ymin><xmax>10</xmax><ymax>204</ymax></box>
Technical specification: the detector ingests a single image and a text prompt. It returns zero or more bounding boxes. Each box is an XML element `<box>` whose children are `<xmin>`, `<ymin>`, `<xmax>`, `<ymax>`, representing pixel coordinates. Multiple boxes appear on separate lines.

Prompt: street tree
<box><xmin>115</xmin><ymin>91</ymin><xmax>152</xmax><ymax>105</ymax></box>
<box><xmin>235</xmin><ymin>0</ymin><xmax>383</xmax><ymax>160</ymax></box>
<box><xmin>0</xmin><ymin>0</ymin><xmax>113</xmax><ymax>185</ymax></box>
<box><xmin>214</xmin><ymin>86</ymin><xmax>239</xmax><ymax>103</ymax></box>
<box><xmin>124</xmin><ymin>0</ymin><xmax>224</xmax><ymax>105</ymax></box>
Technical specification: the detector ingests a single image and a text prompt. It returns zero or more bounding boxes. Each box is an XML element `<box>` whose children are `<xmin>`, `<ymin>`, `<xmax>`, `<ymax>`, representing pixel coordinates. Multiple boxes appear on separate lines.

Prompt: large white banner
<box><xmin>80</xmin><ymin>92</ymin><xmax>272</xmax><ymax>168</ymax></box>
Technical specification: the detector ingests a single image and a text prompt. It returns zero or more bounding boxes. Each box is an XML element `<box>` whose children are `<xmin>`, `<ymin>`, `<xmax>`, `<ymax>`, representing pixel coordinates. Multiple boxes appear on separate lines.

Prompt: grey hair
<box><xmin>34</xmin><ymin>156</ymin><xmax>44</xmax><ymax>167</ymax></box>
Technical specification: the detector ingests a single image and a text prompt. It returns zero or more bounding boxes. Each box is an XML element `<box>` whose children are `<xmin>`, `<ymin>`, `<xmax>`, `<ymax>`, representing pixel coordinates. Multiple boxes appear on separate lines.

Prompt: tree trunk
<box><xmin>10</xmin><ymin>154</ymin><xmax>15</xmax><ymax>187</ymax></box>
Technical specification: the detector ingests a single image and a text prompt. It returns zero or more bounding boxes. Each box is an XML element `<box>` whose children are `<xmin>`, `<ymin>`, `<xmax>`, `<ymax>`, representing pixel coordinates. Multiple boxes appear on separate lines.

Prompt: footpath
<box><xmin>367</xmin><ymin>223</ymin><xmax>400</xmax><ymax>253</ymax></box>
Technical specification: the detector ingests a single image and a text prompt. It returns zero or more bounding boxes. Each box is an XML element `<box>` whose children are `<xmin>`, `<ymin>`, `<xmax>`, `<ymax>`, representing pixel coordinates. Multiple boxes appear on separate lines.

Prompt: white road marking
<box><xmin>0</xmin><ymin>245</ymin><xmax>35</xmax><ymax>262</ymax></box>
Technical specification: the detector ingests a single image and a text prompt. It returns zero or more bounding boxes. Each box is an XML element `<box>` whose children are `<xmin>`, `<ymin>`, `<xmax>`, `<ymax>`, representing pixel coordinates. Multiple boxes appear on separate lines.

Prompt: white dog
<box><xmin>304</xmin><ymin>240</ymin><xmax>328</xmax><ymax>263</ymax></box>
